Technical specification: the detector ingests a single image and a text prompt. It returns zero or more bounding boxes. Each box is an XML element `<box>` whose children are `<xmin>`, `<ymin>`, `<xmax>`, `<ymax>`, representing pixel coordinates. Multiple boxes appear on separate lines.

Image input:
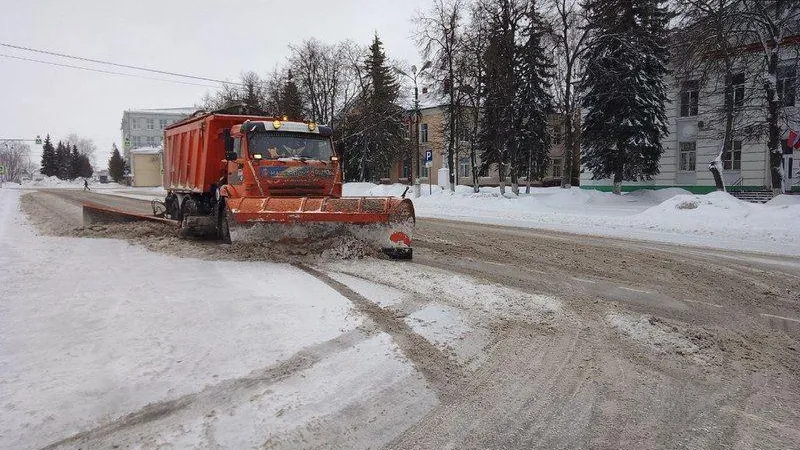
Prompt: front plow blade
<box><xmin>225</xmin><ymin>196</ymin><xmax>415</xmax><ymax>258</ymax></box>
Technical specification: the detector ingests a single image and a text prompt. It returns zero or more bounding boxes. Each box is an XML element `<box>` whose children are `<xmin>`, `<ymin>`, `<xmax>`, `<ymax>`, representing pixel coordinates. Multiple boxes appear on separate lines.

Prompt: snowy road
<box><xmin>2</xmin><ymin>188</ymin><xmax>800</xmax><ymax>449</ymax></box>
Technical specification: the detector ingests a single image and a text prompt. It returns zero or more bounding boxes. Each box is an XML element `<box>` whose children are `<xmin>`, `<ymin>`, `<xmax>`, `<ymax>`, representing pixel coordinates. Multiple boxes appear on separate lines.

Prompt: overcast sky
<box><xmin>0</xmin><ymin>0</ymin><xmax>433</xmax><ymax>167</ymax></box>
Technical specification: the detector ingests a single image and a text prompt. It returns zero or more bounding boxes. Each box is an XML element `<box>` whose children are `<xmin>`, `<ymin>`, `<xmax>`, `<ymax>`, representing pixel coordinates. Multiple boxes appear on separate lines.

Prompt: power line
<box><xmin>0</xmin><ymin>53</ymin><xmax>221</xmax><ymax>88</ymax></box>
<box><xmin>0</xmin><ymin>42</ymin><xmax>243</xmax><ymax>86</ymax></box>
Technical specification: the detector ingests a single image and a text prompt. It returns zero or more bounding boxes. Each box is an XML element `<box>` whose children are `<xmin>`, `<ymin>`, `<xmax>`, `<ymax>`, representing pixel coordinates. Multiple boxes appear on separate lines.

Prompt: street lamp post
<box><xmin>395</xmin><ymin>62</ymin><xmax>431</xmax><ymax>199</ymax></box>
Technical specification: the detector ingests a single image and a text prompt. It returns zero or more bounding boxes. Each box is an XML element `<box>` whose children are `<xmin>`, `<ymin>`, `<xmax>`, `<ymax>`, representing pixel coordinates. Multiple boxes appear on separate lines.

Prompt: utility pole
<box><xmin>395</xmin><ymin>62</ymin><xmax>431</xmax><ymax>198</ymax></box>
<box><xmin>412</xmin><ymin>66</ymin><xmax>421</xmax><ymax>198</ymax></box>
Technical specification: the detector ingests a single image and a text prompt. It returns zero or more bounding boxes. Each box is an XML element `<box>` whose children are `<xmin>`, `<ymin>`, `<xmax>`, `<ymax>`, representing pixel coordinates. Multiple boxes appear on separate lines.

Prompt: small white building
<box><xmin>130</xmin><ymin>147</ymin><xmax>162</xmax><ymax>187</ymax></box>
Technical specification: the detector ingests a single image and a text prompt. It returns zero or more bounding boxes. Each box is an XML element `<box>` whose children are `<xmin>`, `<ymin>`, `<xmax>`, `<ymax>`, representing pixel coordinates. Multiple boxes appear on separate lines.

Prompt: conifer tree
<box><xmin>55</xmin><ymin>141</ymin><xmax>71</xmax><ymax>180</ymax></box>
<box><xmin>580</xmin><ymin>0</ymin><xmax>671</xmax><ymax>194</ymax></box>
<box><xmin>39</xmin><ymin>134</ymin><xmax>57</xmax><ymax>177</ymax></box>
<box><xmin>279</xmin><ymin>70</ymin><xmax>305</xmax><ymax>120</ymax></box>
<box><xmin>69</xmin><ymin>145</ymin><xmax>81</xmax><ymax>179</ymax></box>
<box><xmin>513</xmin><ymin>3</ymin><xmax>554</xmax><ymax>194</ymax></box>
<box><xmin>108</xmin><ymin>144</ymin><xmax>125</xmax><ymax>183</ymax></box>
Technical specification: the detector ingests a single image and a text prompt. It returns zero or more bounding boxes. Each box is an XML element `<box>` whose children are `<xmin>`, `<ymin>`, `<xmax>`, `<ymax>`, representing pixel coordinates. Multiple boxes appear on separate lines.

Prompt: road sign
<box><xmin>124</xmin><ymin>138</ymin><xmax>131</xmax><ymax>149</ymax></box>
<box><xmin>425</xmin><ymin>161</ymin><xmax>432</xmax><ymax>168</ymax></box>
<box><xmin>424</xmin><ymin>150</ymin><xmax>433</xmax><ymax>162</ymax></box>
<box><xmin>0</xmin><ymin>165</ymin><xmax>6</xmax><ymax>175</ymax></box>
<box><xmin>35</xmin><ymin>135</ymin><xmax>42</xmax><ymax>145</ymax></box>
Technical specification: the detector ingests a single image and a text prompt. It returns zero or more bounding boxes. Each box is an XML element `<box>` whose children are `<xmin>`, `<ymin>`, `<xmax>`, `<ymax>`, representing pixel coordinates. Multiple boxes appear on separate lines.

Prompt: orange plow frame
<box><xmin>225</xmin><ymin>196</ymin><xmax>415</xmax><ymax>225</ymax></box>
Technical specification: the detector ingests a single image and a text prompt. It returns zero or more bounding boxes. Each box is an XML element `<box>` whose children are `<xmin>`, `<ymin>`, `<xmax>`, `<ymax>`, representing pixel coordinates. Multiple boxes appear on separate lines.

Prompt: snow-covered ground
<box><xmin>0</xmin><ymin>188</ymin><xmax>436</xmax><ymax>448</ymax></box>
<box><xmin>345</xmin><ymin>183</ymin><xmax>800</xmax><ymax>256</ymax></box>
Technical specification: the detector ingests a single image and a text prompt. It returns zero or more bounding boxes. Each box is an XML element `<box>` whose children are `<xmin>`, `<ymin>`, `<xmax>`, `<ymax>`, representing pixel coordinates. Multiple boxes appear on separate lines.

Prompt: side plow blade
<box><xmin>82</xmin><ymin>202</ymin><xmax>178</xmax><ymax>227</ymax></box>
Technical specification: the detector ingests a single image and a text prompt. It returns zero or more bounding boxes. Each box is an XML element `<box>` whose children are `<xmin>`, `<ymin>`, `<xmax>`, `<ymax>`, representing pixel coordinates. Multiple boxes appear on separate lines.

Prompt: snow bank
<box><xmin>767</xmin><ymin>194</ymin><xmax>800</xmax><ymax>206</ymax></box>
<box><xmin>344</xmin><ymin>183</ymin><xmax>800</xmax><ymax>256</ymax></box>
<box><xmin>18</xmin><ymin>175</ymin><xmax>126</xmax><ymax>190</ymax></box>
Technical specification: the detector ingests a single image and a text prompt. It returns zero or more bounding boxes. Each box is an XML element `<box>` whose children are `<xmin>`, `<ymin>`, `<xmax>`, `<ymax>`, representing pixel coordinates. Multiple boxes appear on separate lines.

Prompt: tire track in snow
<box><xmin>37</xmin><ymin>327</ymin><xmax>373</xmax><ymax>450</ymax></box>
<box><xmin>293</xmin><ymin>263</ymin><xmax>466</xmax><ymax>399</ymax></box>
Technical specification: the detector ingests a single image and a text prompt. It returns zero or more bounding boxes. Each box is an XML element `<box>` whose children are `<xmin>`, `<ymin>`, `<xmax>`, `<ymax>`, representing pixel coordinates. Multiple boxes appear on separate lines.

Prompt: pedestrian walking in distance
<box><xmin>83</xmin><ymin>179</ymin><xmax>90</xmax><ymax>191</ymax></box>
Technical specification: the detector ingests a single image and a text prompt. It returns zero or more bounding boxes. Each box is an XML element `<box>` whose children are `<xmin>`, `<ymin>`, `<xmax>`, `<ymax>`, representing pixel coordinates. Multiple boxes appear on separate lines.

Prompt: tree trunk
<box><xmin>471</xmin><ymin>109</ymin><xmax>480</xmax><ymax>193</ymax></box>
<box><xmin>765</xmin><ymin>51</ymin><xmax>783</xmax><ymax>193</ymax></box>
<box><xmin>562</xmin><ymin>62</ymin><xmax>574</xmax><ymax>189</ymax></box>
<box><xmin>525</xmin><ymin>147</ymin><xmax>532</xmax><ymax>194</ymax></box>
<box><xmin>613</xmin><ymin>171</ymin><xmax>622</xmax><ymax>195</ymax></box>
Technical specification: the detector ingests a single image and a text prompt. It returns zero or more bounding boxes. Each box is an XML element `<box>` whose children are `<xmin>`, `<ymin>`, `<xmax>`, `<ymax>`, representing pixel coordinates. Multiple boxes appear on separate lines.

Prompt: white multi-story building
<box><xmin>581</xmin><ymin>40</ymin><xmax>799</xmax><ymax>193</ymax></box>
<box><xmin>120</xmin><ymin>107</ymin><xmax>197</xmax><ymax>164</ymax></box>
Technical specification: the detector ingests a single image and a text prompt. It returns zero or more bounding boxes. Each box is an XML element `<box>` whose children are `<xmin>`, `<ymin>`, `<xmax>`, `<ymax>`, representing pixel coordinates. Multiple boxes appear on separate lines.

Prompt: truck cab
<box><xmin>222</xmin><ymin>119</ymin><xmax>343</xmax><ymax>200</ymax></box>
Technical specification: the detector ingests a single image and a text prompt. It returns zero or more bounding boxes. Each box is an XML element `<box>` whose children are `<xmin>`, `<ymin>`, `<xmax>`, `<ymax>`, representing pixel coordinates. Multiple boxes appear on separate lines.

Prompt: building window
<box><xmin>731</xmin><ymin>73</ymin><xmax>745</xmax><ymax>109</ymax></box>
<box><xmin>551</xmin><ymin>157</ymin><xmax>562</xmax><ymax>178</ymax></box>
<box><xmin>420</xmin><ymin>123</ymin><xmax>429</xmax><ymax>143</ymax></box>
<box><xmin>132</xmin><ymin>136</ymin><xmax>142</xmax><ymax>147</ymax></box>
<box><xmin>159</xmin><ymin>119</ymin><xmax>168</xmax><ymax>129</ymax></box>
<box><xmin>722</xmin><ymin>140</ymin><xmax>742</xmax><ymax>170</ymax></box>
<box><xmin>679</xmin><ymin>141</ymin><xmax>696</xmax><ymax>171</ymax></box>
<box><xmin>420</xmin><ymin>155</ymin><xmax>429</xmax><ymax>178</ymax></box>
<box><xmin>459</xmin><ymin>157</ymin><xmax>470</xmax><ymax>178</ymax></box>
<box><xmin>146</xmin><ymin>136</ymin><xmax>155</xmax><ymax>146</ymax></box>
<box><xmin>553</xmin><ymin>125</ymin><xmax>562</xmax><ymax>145</ymax></box>
<box><xmin>131</xmin><ymin>118</ymin><xmax>139</xmax><ymax>130</ymax></box>
<box><xmin>401</xmin><ymin>159</ymin><xmax>410</xmax><ymax>179</ymax></box>
<box><xmin>147</xmin><ymin>119</ymin><xmax>155</xmax><ymax>130</ymax></box>
<box><xmin>680</xmin><ymin>80</ymin><xmax>699</xmax><ymax>117</ymax></box>
<box><xmin>778</xmin><ymin>66</ymin><xmax>796</xmax><ymax>107</ymax></box>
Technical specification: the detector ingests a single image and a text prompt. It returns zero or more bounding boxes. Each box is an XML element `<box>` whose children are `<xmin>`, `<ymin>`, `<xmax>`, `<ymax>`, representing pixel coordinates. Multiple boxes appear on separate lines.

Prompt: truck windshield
<box><xmin>248</xmin><ymin>132</ymin><xmax>334</xmax><ymax>161</ymax></box>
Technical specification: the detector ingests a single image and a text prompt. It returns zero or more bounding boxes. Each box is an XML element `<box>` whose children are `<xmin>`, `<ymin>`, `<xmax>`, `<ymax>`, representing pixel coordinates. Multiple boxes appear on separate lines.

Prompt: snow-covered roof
<box><xmin>130</xmin><ymin>146</ymin><xmax>162</xmax><ymax>155</ymax></box>
<box><xmin>125</xmin><ymin>107</ymin><xmax>198</xmax><ymax>116</ymax></box>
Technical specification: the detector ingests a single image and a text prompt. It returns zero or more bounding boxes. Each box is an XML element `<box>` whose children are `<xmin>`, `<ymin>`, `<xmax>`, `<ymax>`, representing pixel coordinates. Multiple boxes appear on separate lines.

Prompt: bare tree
<box><xmin>459</xmin><ymin>4</ymin><xmax>491</xmax><ymax>192</ymax></box>
<box><xmin>549</xmin><ymin>0</ymin><xmax>589</xmax><ymax>189</ymax></box>
<box><xmin>64</xmin><ymin>133</ymin><xmax>98</xmax><ymax>165</ymax></box>
<box><xmin>0</xmin><ymin>141</ymin><xmax>34</xmax><ymax>183</ymax></box>
<box><xmin>674</xmin><ymin>0</ymin><xmax>750</xmax><ymax>191</ymax></box>
<box><xmin>201</xmin><ymin>72</ymin><xmax>268</xmax><ymax>113</ymax></box>
<box><xmin>415</xmin><ymin>0</ymin><xmax>465</xmax><ymax>191</ymax></box>
<box><xmin>289</xmin><ymin>39</ymin><xmax>361</xmax><ymax>129</ymax></box>
<box><xmin>740</xmin><ymin>0</ymin><xmax>800</xmax><ymax>193</ymax></box>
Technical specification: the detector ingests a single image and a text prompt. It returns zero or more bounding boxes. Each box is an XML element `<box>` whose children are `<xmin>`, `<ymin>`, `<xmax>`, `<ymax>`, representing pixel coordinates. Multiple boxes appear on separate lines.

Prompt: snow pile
<box><xmin>767</xmin><ymin>194</ymin><xmax>800</xmax><ymax>206</ymax></box>
<box><xmin>343</xmin><ymin>183</ymin><xmax>800</xmax><ymax>255</ymax></box>
<box><xmin>607</xmin><ymin>313</ymin><xmax>708</xmax><ymax>361</ymax></box>
<box><xmin>18</xmin><ymin>175</ymin><xmax>126</xmax><ymax>189</ymax></box>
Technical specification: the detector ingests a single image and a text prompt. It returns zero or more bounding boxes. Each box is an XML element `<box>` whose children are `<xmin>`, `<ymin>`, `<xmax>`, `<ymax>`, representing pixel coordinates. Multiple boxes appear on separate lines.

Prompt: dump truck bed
<box><xmin>163</xmin><ymin>113</ymin><xmax>267</xmax><ymax>193</ymax></box>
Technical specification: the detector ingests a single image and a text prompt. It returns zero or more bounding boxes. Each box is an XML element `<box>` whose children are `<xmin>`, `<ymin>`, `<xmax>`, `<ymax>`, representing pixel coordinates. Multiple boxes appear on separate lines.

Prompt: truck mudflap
<box><xmin>225</xmin><ymin>196</ymin><xmax>415</xmax><ymax>258</ymax></box>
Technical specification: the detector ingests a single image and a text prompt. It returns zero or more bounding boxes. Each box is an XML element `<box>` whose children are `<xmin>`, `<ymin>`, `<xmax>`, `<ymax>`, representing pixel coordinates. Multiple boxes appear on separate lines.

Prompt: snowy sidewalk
<box><xmin>0</xmin><ymin>189</ymin><xmax>430</xmax><ymax>448</ymax></box>
<box><xmin>346</xmin><ymin>183</ymin><xmax>800</xmax><ymax>256</ymax></box>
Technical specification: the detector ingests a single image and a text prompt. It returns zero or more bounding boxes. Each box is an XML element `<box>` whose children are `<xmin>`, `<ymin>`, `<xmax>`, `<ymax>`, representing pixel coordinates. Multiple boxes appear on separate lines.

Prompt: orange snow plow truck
<box><xmin>94</xmin><ymin>112</ymin><xmax>414</xmax><ymax>258</ymax></box>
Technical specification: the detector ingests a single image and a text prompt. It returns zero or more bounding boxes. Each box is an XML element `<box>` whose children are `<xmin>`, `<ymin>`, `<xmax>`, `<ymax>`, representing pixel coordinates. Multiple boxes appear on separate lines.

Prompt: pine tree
<box><xmin>513</xmin><ymin>3</ymin><xmax>554</xmax><ymax>194</ymax></box>
<box><xmin>55</xmin><ymin>141</ymin><xmax>71</xmax><ymax>180</ymax></box>
<box><xmin>580</xmin><ymin>0</ymin><xmax>671</xmax><ymax>194</ymax></box>
<box><xmin>278</xmin><ymin>70</ymin><xmax>305</xmax><ymax>120</ymax></box>
<box><xmin>39</xmin><ymin>134</ymin><xmax>57</xmax><ymax>177</ymax></box>
<box><xmin>108</xmin><ymin>144</ymin><xmax>125</xmax><ymax>183</ymax></box>
<box><xmin>77</xmin><ymin>154</ymin><xmax>94</xmax><ymax>178</ymax></box>
<box><xmin>69</xmin><ymin>145</ymin><xmax>81</xmax><ymax>179</ymax></box>
<box><xmin>478</xmin><ymin>2</ymin><xmax>519</xmax><ymax>195</ymax></box>
<box><xmin>342</xmin><ymin>34</ymin><xmax>406</xmax><ymax>181</ymax></box>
